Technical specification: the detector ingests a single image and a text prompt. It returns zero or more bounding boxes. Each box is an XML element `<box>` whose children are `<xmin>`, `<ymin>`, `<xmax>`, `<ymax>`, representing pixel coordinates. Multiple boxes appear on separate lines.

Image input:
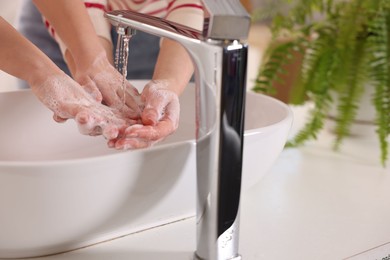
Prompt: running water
<box><xmin>114</xmin><ymin>28</ymin><xmax>134</xmax><ymax>106</ymax></box>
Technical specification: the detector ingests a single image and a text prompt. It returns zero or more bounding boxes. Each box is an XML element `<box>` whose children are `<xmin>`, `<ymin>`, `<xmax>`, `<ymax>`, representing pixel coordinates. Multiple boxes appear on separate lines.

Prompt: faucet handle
<box><xmin>202</xmin><ymin>0</ymin><xmax>251</xmax><ymax>40</ymax></box>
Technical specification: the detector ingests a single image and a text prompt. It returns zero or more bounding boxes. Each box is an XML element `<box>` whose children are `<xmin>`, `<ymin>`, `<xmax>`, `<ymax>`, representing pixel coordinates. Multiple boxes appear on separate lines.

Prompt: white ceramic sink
<box><xmin>0</xmin><ymin>80</ymin><xmax>292</xmax><ymax>258</ymax></box>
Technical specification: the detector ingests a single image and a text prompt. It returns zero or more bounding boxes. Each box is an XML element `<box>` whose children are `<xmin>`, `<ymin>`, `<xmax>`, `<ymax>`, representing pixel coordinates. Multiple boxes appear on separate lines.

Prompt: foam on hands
<box><xmin>33</xmin><ymin>74</ymin><xmax>126</xmax><ymax>140</ymax></box>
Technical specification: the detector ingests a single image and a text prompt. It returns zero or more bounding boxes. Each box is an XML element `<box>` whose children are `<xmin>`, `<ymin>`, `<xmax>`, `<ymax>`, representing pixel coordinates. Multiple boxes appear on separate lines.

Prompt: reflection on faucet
<box><xmin>105</xmin><ymin>1</ymin><xmax>250</xmax><ymax>259</ymax></box>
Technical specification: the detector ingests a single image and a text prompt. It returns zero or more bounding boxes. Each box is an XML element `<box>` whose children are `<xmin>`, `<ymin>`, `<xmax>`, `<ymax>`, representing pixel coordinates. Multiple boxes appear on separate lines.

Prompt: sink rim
<box><xmin>0</xmin><ymin>140</ymin><xmax>195</xmax><ymax>167</ymax></box>
<box><xmin>245</xmin><ymin>91</ymin><xmax>293</xmax><ymax>136</ymax></box>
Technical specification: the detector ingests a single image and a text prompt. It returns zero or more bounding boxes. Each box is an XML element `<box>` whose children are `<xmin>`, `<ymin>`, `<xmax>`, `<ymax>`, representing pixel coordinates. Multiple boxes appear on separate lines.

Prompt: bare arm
<box><xmin>152</xmin><ymin>0</ymin><xmax>204</xmax><ymax>95</ymax></box>
<box><xmin>152</xmin><ymin>39</ymin><xmax>194</xmax><ymax>95</ymax></box>
<box><xmin>0</xmin><ymin>17</ymin><xmax>130</xmax><ymax>141</ymax></box>
<box><xmin>32</xmin><ymin>0</ymin><xmax>108</xmax><ymax>73</ymax></box>
<box><xmin>0</xmin><ymin>17</ymin><xmax>63</xmax><ymax>86</ymax></box>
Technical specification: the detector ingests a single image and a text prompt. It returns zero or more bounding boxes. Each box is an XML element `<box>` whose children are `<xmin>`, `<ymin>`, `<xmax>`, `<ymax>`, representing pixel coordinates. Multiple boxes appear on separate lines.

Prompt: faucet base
<box><xmin>193</xmin><ymin>253</ymin><xmax>242</xmax><ymax>260</ymax></box>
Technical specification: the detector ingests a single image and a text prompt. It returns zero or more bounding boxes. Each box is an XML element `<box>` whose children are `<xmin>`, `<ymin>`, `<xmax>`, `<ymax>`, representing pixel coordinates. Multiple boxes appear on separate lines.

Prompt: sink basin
<box><xmin>0</xmin><ymin>80</ymin><xmax>292</xmax><ymax>258</ymax></box>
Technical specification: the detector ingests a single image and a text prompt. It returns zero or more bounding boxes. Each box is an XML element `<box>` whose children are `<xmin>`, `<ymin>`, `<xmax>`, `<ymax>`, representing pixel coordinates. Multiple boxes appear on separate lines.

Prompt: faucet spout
<box><xmin>105</xmin><ymin>3</ymin><xmax>250</xmax><ymax>259</ymax></box>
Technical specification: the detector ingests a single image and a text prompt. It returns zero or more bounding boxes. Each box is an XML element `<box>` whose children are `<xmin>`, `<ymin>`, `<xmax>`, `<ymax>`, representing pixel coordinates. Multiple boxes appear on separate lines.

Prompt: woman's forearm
<box><xmin>0</xmin><ymin>17</ymin><xmax>62</xmax><ymax>86</ymax></box>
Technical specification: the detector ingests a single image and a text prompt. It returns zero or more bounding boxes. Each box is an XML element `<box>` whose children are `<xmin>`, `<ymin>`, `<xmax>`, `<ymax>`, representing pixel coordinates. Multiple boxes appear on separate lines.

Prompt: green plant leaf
<box><xmin>254</xmin><ymin>0</ymin><xmax>390</xmax><ymax>166</ymax></box>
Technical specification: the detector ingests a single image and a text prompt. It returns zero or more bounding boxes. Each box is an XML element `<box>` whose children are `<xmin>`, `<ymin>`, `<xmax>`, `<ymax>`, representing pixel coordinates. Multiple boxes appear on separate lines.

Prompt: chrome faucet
<box><xmin>104</xmin><ymin>1</ymin><xmax>250</xmax><ymax>259</ymax></box>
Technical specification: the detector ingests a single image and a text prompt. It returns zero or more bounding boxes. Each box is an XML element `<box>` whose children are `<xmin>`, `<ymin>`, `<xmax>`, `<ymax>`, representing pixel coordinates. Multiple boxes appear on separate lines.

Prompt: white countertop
<box><xmin>23</xmin><ymin>105</ymin><xmax>389</xmax><ymax>260</ymax></box>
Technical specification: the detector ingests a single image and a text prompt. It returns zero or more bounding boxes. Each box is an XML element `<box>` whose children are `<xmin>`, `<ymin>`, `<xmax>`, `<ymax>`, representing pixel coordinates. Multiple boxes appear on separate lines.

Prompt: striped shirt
<box><xmin>45</xmin><ymin>0</ymin><xmax>204</xmax><ymax>54</ymax></box>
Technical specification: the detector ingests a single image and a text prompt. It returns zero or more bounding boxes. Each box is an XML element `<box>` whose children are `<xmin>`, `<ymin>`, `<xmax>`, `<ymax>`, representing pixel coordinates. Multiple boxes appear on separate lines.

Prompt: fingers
<box><xmin>53</xmin><ymin>114</ymin><xmax>68</xmax><ymax>123</ymax></box>
<box><xmin>141</xmin><ymin>83</ymin><xmax>179</xmax><ymax>126</ymax></box>
<box><xmin>112</xmin><ymin>136</ymin><xmax>155</xmax><ymax>150</ymax></box>
<box><xmin>82</xmin><ymin>82</ymin><xmax>103</xmax><ymax>103</ymax></box>
<box><xmin>127</xmin><ymin>122</ymin><xmax>175</xmax><ymax>141</ymax></box>
<box><xmin>115</xmin><ymin>82</ymin><xmax>142</xmax><ymax>118</ymax></box>
<box><xmin>112</xmin><ymin>116</ymin><xmax>176</xmax><ymax>150</ymax></box>
<box><xmin>75</xmin><ymin>111</ymin><xmax>108</xmax><ymax>137</ymax></box>
<box><xmin>88</xmin><ymin>65</ymin><xmax>142</xmax><ymax>120</ymax></box>
<box><xmin>110</xmin><ymin>82</ymin><xmax>181</xmax><ymax>150</ymax></box>
<box><xmin>135</xmin><ymin>96</ymin><xmax>180</xmax><ymax>140</ymax></box>
<box><xmin>52</xmin><ymin>92</ymin><xmax>133</xmax><ymax>141</ymax></box>
<box><xmin>73</xmin><ymin>106</ymin><xmax>128</xmax><ymax>140</ymax></box>
<box><xmin>142</xmin><ymin>95</ymin><xmax>167</xmax><ymax>125</ymax></box>
<box><xmin>102</xmin><ymin>125</ymin><xmax>121</xmax><ymax>140</ymax></box>
<box><xmin>75</xmin><ymin>74</ymin><xmax>103</xmax><ymax>102</ymax></box>
<box><xmin>34</xmin><ymin>74</ymin><xmax>135</xmax><ymax>143</ymax></box>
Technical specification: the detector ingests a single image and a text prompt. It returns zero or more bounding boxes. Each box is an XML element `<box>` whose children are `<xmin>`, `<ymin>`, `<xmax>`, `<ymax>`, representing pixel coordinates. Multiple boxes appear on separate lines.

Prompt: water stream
<box><xmin>114</xmin><ymin>32</ymin><xmax>133</xmax><ymax>106</ymax></box>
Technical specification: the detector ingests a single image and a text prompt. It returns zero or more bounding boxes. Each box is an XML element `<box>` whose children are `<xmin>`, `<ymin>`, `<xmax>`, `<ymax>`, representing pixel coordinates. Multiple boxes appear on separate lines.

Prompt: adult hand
<box><xmin>110</xmin><ymin>80</ymin><xmax>180</xmax><ymax>149</ymax></box>
<box><xmin>32</xmin><ymin>1</ymin><xmax>141</xmax><ymax>120</ymax></box>
<box><xmin>73</xmin><ymin>54</ymin><xmax>142</xmax><ymax>120</ymax></box>
<box><xmin>31</xmin><ymin>73</ymin><xmax>132</xmax><ymax>140</ymax></box>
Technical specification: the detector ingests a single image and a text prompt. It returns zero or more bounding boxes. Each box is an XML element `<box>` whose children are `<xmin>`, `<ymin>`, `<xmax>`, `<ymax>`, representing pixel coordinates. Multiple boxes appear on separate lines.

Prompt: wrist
<box><xmin>74</xmin><ymin>51</ymin><xmax>109</xmax><ymax>77</ymax></box>
<box><xmin>150</xmin><ymin>78</ymin><xmax>183</xmax><ymax>96</ymax></box>
<box><xmin>27</xmin><ymin>60</ymin><xmax>65</xmax><ymax>88</ymax></box>
<box><xmin>69</xmin><ymin>36</ymin><xmax>113</xmax><ymax>73</ymax></box>
<box><xmin>76</xmin><ymin>51</ymin><xmax>107</xmax><ymax>73</ymax></box>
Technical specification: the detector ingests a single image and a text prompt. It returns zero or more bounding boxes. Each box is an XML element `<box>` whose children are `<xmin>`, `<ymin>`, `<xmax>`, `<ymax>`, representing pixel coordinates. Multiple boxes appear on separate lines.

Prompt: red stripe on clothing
<box><xmin>167</xmin><ymin>0</ymin><xmax>176</xmax><ymax>9</ymax></box>
<box><xmin>131</xmin><ymin>0</ymin><xmax>146</xmax><ymax>4</ymax></box>
<box><xmin>167</xmin><ymin>3</ymin><xmax>203</xmax><ymax>15</ymax></box>
<box><xmin>84</xmin><ymin>2</ymin><xmax>107</xmax><ymax>12</ymax></box>
<box><xmin>139</xmin><ymin>0</ymin><xmax>170</xmax><ymax>16</ymax></box>
<box><xmin>145</xmin><ymin>6</ymin><xmax>169</xmax><ymax>16</ymax></box>
<box><xmin>43</xmin><ymin>19</ymin><xmax>55</xmax><ymax>37</ymax></box>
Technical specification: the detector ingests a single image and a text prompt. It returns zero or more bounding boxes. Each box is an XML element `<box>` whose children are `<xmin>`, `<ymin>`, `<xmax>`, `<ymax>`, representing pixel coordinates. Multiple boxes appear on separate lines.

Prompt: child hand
<box><xmin>109</xmin><ymin>80</ymin><xmax>180</xmax><ymax>149</ymax></box>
